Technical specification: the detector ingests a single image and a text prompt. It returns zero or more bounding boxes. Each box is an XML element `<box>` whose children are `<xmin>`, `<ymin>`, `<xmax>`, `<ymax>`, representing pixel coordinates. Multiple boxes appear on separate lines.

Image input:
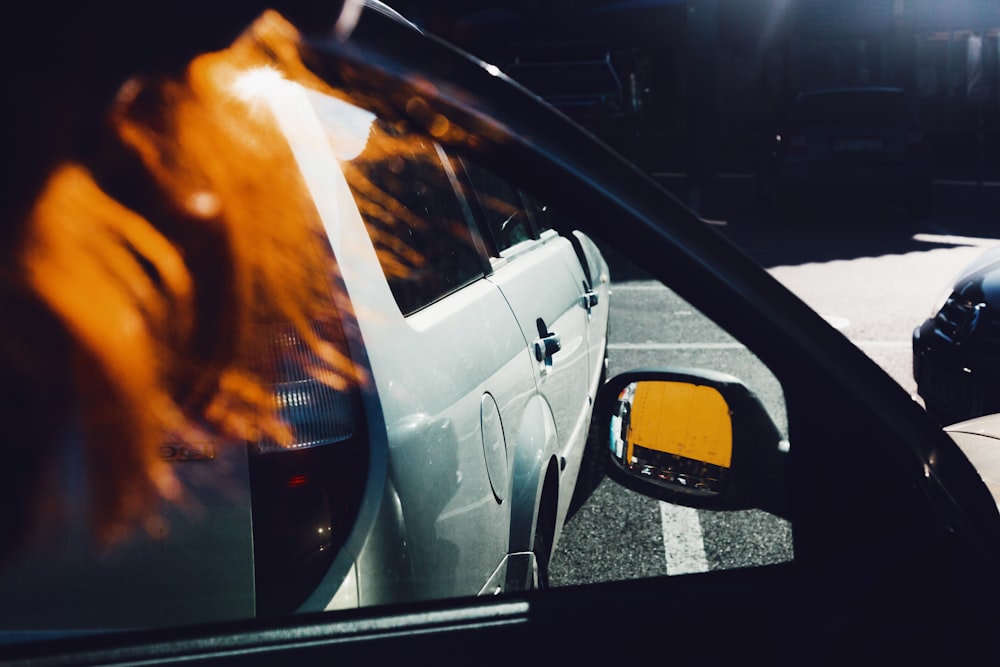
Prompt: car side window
<box><xmin>520</xmin><ymin>191</ymin><xmax>554</xmax><ymax>234</ymax></box>
<box><xmin>457</xmin><ymin>157</ymin><xmax>537</xmax><ymax>254</ymax></box>
<box><xmin>339</xmin><ymin>120</ymin><xmax>485</xmax><ymax>315</ymax></box>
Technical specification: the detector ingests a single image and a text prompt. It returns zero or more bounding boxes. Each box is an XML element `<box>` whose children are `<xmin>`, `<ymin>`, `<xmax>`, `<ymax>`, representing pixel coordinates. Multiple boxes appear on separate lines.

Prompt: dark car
<box><xmin>914</xmin><ymin>243</ymin><xmax>1000</xmax><ymax>425</ymax></box>
<box><xmin>5</xmin><ymin>2</ymin><xmax>1000</xmax><ymax>665</ymax></box>
<box><xmin>758</xmin><ymin>86</ymin><xmax>933</xmax><ymax>220</ymax></box>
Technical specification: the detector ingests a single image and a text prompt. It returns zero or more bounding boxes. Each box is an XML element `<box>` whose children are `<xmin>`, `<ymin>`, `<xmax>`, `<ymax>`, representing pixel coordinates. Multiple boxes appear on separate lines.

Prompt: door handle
<box><xmin>534</xmin><ymin>333</ymin><xmax>562</xmax><ymax>361</ymax></box>
<box><xmin>581</xmin><ymin>290</ymin><xmax>599</xmax><ymax>313</ymax></box>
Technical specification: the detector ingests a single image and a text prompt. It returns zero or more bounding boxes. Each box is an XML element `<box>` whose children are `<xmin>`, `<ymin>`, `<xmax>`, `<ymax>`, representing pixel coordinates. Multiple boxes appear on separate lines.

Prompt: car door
<box><xmin>455</xmin><ymin>157</ymin><xmax>597</xmax><ymax>520</ymax></box>
<box><xmin>302</xmin><ymin>103</ymin><xmax>544</xmax><ymax>601</ymax></box>
<box><xmin>521</xmin><ymin>190</ymin><xmax>612</xmax><ymax>387</ymax></box>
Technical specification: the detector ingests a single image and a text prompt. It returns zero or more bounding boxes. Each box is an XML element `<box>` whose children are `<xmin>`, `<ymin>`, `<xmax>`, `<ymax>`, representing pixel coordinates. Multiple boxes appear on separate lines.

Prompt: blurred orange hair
<box><xmin>0</xmin><ymin>11</ymin><xmax>358</xmax><ymax>555</ymax></box>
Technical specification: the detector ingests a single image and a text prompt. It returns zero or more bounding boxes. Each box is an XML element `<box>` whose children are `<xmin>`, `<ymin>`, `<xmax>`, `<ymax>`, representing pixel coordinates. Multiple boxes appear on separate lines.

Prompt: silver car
<box><xmin>0</xmin><ymin>10</ymin><xmax>609</xmax><ymax>636</ymax></box>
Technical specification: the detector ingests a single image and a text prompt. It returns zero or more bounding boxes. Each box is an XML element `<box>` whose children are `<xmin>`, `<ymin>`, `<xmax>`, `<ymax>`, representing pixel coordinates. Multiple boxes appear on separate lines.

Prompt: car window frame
<box><xmin>451</xmin><ymin>154</ymin><xmax>542</xmax><ymax>256</ymax></box>
<box><xmin>340</xmin><ymin>120</ymin><xmax>493</xmax><ymax>317</ymax></box>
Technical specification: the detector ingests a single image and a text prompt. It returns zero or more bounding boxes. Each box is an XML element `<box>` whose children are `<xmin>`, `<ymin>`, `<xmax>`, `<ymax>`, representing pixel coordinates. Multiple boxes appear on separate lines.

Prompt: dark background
<box><xmin>392</xmin><ymin>1</ymin><xmax>1000</xmax><ymax>187</ymax></box>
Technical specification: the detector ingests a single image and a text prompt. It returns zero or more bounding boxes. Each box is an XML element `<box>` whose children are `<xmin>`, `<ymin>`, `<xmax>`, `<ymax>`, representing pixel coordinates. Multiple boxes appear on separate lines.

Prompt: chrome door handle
<box><xmin>534</xmin><ymin>333</ymin><xmax>562</xmax><ymax>361</ymax></box>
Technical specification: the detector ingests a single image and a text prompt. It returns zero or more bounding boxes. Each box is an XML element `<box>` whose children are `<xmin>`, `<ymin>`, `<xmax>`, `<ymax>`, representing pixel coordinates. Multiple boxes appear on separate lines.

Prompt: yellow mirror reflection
<box><xmin>613</xmin><ymin>380</ymin><xmax>733</xmax><ymax>494</ymax></box>
<box><xmin>628</xmin><ymin>381</ymin><xmax>732</xmax><ymax>468</ymax></box>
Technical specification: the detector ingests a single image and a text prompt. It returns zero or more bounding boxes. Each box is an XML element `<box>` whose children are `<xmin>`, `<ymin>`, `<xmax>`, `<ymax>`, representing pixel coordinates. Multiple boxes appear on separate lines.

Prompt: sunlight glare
<box><xmin>912</xmin><ymin>233</ymin><xmax>999</xmax><ymax>248</ymax></box>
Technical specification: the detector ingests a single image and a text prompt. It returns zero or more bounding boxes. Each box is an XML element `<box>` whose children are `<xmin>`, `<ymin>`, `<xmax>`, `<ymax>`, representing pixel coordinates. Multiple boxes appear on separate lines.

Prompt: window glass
<box><xmin>457</xmin><ymin>157</ymin><xmax>536</xmax><ymax>253</ymax></box>
<box><xmin>338</xmin><ymin>120</ymin><xmax>485</xmax><ymax>315</ymax></box>
<box><xmin>520</xmin><ymin>190</ymin><xmax>554</xmax><ymax>234</ymax></box>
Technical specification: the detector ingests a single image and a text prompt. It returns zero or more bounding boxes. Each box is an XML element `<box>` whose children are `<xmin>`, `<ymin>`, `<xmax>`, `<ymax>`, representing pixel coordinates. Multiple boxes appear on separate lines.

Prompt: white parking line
<box><xmin>609</xmin><ymin>342</ymin><xmax>746</xmax><ymax>350</ymax></box>
<box><xmin>659</xmin><ymin>503</ymin><xmax>710</xmax><ymax>575</ymax></box>
<box><xmin>612</xmin><ymin>340</ymin><xmax>908</xmax><ymax>353</ymax></box>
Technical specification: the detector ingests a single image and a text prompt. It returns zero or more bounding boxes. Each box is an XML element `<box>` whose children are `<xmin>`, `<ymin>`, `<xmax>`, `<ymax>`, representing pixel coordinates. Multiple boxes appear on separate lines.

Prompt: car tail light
<box><xmin>254</xmin><ymin>323</ymin><xmax>359</xmax><ymax>454</ymax></box>
<box><xmin>248</xmin><ymin>320</ymin><xmax>368</xmax><ymax>617</ymax></box>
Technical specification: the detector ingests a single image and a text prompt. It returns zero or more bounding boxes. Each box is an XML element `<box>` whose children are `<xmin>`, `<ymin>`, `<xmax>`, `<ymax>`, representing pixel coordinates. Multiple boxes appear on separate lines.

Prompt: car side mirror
<box><xmin>596</xmin><ymin>368</ymin><xmax>789</xmax><ymax>519</ymax></box>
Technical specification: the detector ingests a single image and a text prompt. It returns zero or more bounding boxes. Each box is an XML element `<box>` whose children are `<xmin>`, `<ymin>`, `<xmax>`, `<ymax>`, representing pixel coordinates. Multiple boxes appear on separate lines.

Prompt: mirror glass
<box><xmin>611</xmin><ymin>380</ymin><xmax>732</xmax><ymax>495</ymax></box>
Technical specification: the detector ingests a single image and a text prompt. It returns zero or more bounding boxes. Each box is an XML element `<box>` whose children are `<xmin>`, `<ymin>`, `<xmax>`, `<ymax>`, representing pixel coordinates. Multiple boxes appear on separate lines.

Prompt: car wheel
<box><xmin>533</xmin><ymin>482</ymin><xmax>557</xmax><ymax>590</ymax></box>
<box><xmin>532</xmin><ymin>522</ymin><xmax>551</xmax><ymax>589</ymax></box>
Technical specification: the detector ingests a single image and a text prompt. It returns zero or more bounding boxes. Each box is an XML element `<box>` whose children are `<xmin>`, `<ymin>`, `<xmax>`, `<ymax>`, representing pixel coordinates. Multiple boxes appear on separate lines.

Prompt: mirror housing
<box><xmin>596</xmin><ymin>368</ymin><xmax>788</xmax><ymax>518</ymax></box>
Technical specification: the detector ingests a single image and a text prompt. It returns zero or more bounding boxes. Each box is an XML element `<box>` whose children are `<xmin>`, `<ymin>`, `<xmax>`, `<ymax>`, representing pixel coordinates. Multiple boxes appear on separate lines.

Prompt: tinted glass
<box><xmin>342</xmin><ymin>123</ymin><xmax>484</xmax><ymax>314</ymax></box>
<box><xmin>458</xmin><ymin>157</ymin><xmax>536</xmax><ymax>253</ymax></box>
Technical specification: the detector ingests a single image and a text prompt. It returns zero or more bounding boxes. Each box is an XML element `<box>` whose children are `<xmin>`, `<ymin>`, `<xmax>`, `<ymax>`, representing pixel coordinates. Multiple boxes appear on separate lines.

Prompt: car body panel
<box><xmin>0</xmin><ymin>443</ymin><xmax>256</xmax><ymax>639</ymax></box>
<box><xmin>360</xmin><ymin>280</ymin><xmax>531</xmax><ymax>602</ymax></box>
<box><xmin>485</xmin><ymin>231</ymin><xmax>593</xmax><ymax>537</ymax></box>
<box><xmin>257</xmin><ymin>61</ymin><xmax>607</xmax><ymax>607</ymax></box>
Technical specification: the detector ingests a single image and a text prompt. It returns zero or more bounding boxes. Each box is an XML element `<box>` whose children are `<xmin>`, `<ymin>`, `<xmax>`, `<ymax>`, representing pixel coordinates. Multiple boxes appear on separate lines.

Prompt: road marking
<box><xmin>660</xmin><ymin>503</ymin><xmax>710</xmax><ymax>575</ymax></box>
<box><xmin>612</xmin><ymin>340</ymin><xmax>909</xmax><ymax>353</ymax></box>
<box><xmin>611</xmin><ymin>282</ymin><xmax>676</xmax><ymax>290</ymax></box>
<box><xmin>610</xmin><ymin>342</ymin><xmax>745</xmax><ymax>350</ymax></box>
